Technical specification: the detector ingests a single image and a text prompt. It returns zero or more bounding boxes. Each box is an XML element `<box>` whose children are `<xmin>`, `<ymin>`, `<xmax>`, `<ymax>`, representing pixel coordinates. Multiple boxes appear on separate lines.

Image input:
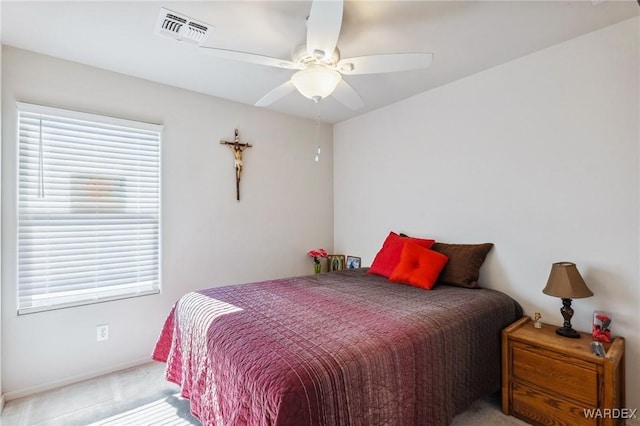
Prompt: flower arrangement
<box><xmin>308</xmin><ymin>249</ymin><xmax>327</xmax><ymax>274</ymax></box>
<box><xmin>592</xmin><ymin>311</ymin><xmax>612</xmax><ymax>343</ymax></box>
<box><xmin>307</xmin><ymin>248</ymin><xmax>327</xmax><ymax>265</ymax></box>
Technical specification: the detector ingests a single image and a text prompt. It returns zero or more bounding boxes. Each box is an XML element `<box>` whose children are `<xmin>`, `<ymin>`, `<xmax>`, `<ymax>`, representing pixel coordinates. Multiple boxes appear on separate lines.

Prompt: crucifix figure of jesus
<box><xmin>220</xmin><ymin>129</ymin><xmax>252</xmax><ymax>201</ymax></box>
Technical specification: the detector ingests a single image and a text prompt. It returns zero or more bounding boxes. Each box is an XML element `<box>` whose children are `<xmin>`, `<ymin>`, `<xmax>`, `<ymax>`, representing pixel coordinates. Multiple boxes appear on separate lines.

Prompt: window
<box><xmin>17</xmin><ymin>103</ymin><xmax>162</xmax><ymax>314</ymax></box>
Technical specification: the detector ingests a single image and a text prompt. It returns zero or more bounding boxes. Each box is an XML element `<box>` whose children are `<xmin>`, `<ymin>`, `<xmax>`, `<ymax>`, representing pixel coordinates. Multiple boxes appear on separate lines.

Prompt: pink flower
<box><xmin>307</xmin><ymin>249</ymin><xmax>327</xmax><ymax>264</ymax></box>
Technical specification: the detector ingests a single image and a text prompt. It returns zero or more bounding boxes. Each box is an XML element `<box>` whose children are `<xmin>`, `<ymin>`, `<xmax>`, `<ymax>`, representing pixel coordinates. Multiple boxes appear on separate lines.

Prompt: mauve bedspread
<box><xmin>153</xmin><ymin>268</ymin><xmax>522</xmax><ymax>426</ymax></box>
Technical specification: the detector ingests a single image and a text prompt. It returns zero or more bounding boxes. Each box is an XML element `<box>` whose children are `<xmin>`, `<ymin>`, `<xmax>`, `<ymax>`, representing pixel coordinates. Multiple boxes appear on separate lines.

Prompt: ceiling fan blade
<box><xmin>337</xmin><ymin>53</ymin><xmax>433</xmax><ymax>75</ymax></box>
<box><xmin>255</xmin><ymin>80</ymin><xmax>296</xmax><ymax>107</ymax></box>
<box><xmin>200</xmin><ymin>46</ymin><xmax>301</xmax><ymax>69</ymax></box>
<box><xmin>332</xmin><ymin>80</ymin><xmax>364</xmax><ymax>110</ymax></box>
<box><xmin>306</xmin><ymin>0</ymin><xmax>343</xmax><ymax>60</ymax></box>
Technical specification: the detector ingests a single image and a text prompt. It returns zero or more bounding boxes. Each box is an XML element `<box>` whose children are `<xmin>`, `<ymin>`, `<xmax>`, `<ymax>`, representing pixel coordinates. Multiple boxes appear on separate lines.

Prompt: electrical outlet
<box><xmin>96</xmin><ymin>324</ymin><xmax>109</xmax><ymax>341</ymax></box>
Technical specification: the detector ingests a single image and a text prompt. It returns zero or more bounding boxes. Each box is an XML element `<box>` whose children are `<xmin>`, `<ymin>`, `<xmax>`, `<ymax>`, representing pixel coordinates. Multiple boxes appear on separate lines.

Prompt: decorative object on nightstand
<box><xmin>502</xmin><ymin>316</ymin><xmax>625</xmax><ymax>426</ymax></box>
<box><xmin>593</xmin><ymin>310</ymin><xmax>612</xmax><ymax>343</ymax></box>
<box><xmin>533</xmin><ymin>312</ymin><xmax>542</xmax><ymax>328</ymax></box>
<box><xmin>307</xmin><ymin>248</ymin><xmax>327</xmax><ymax>274</ymax></box>
<box><xmin>542</xmin><ymin>261</ymin><xmax>593</xmax><ymax>338</ymax></box>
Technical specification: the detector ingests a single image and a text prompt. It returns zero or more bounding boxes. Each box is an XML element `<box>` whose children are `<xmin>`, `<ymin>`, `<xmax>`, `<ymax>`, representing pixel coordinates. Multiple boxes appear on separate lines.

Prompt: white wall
<box><xmin>335</xmin><ymin>17</ymin><xmax>639</xmax><ymax>414</ymax></box>
<box><xmin>0</xmin><ymin>1</ymin><xmax>4</xmax><ymax>410</ymax></box>
<box><xmin>1</xmin><ymin>46</ymin><xmax>334</xmax><ymax>398</ymax></box>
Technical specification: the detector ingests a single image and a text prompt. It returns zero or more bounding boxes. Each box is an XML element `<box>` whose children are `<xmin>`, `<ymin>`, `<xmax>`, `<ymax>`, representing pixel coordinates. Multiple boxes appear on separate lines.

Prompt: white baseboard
<box><xmin>3</xmin><ymin>357</ymin><xmax>154</xmax><ymax>402</ymax></box>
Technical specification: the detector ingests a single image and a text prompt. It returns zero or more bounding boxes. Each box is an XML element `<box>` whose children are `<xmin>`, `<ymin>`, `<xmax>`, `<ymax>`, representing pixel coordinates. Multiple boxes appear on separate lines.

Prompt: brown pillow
<box><xmin>430</xmin><ymin>242</ymin><xmax>493</xmax><ymax>288</ymax></box>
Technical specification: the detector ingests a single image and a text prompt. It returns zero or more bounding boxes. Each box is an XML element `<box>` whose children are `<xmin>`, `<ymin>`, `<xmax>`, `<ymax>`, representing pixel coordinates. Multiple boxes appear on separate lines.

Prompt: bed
<box><xmin>153</xmin><ymin>267</ymin><xmax>522</xmax><ymax>426</ymax></box>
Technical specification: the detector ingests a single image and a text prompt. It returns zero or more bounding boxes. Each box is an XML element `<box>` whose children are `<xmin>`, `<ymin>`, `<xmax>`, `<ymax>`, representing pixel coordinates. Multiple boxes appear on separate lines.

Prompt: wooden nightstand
<box><xmin>502</xmin><ymin>316</ymin><xmax>625</xmax><ymax>426</ymax></box>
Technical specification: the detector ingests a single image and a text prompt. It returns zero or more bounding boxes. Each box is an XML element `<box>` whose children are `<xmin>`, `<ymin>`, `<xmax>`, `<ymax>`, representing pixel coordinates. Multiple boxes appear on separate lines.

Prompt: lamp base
<box><xmin>554</xmin><ymin>297</ymin><xmax>581</xmax><ymax>338</ymax></box>
<box><xmin>555</xmin><ymin>326</ymin><xmax>580</xmax><ymax>338</ymax></box>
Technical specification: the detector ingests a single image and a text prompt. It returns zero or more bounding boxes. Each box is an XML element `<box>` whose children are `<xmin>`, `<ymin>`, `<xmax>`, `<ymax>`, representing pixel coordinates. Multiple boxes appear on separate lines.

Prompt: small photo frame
<box><xmin>327</xmin><ymin>255</ymin><xmax>345</xmax><ymax>272</ymax></box>
<box><xmin>346</xmin><ymin>256</ymin><xmax>361</xmax><ymax>269</ymax></box>
<box><xmin>592</xmin><ymin>310</ymin><xmax>612</xmax><ymax>343</ymax></box>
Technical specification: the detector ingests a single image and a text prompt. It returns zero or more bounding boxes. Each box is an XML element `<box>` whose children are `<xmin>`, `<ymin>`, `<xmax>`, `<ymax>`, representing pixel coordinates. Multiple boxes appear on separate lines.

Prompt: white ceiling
<box><xmin>1</xmin><ymin>1</ymin><xmax>638</xmax><ymax>123</ymax></box>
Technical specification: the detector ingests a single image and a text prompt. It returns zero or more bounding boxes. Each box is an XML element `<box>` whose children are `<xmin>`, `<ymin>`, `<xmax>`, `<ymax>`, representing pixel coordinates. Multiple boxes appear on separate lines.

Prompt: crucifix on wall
<box><xmin>220</xmin><ymin>129</ymin><xmax>252</xmax><ymax>201</ymax></box>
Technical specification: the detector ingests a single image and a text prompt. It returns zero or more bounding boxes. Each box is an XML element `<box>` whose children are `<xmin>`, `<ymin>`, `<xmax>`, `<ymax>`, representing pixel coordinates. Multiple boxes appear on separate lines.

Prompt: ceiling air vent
<box><xmin>154</xmin><ymin>7</ymin><xmax>213</xmax><ymax>46</ymax></box>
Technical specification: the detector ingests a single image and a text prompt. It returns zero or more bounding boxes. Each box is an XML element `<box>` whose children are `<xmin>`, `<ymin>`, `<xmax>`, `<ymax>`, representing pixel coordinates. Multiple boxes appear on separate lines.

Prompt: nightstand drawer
<box><xmin>512</xmin><ymin>381</ymin><xmax>596</xmax><ymax>426</ymax></box>
<box><xmin>512</xmin><ymin>343</ymin><xmax>598</xmax><ymax>405</ymax></box>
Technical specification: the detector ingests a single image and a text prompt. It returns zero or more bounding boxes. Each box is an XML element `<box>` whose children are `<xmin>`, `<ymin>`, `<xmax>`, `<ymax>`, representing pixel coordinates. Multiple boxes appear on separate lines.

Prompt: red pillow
<box><xmin>368</xmin><ymin>232</ymin><xmax>435</xmax><ymax>278</ymax></box>
<box><xmin>389</xmin><ymin>241</ymin><xmax>449</xmax><ymax>290</ymax></box>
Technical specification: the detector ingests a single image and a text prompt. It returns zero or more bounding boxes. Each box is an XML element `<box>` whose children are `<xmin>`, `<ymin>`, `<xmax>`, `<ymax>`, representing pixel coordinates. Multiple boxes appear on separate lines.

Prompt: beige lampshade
<box><xmin>542</xmin><ymin>262</ymin><xmax>593</xmax><ymax>299</ymax></box>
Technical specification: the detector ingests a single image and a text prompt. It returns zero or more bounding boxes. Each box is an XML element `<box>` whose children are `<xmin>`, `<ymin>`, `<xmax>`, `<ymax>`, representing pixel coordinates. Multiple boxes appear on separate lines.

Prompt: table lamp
<box><xmin>542</xmin><ymin>262</ymin><xmax>593</xmax><ymax>338</ymax></box>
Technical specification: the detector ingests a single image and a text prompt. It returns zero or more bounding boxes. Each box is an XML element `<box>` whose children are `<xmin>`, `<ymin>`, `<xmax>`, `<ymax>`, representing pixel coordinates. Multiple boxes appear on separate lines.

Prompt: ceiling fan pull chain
<box><xmin>315</xmin><ymin>103</ymin><xmax>321</xmax><ymax>162</ymax></box>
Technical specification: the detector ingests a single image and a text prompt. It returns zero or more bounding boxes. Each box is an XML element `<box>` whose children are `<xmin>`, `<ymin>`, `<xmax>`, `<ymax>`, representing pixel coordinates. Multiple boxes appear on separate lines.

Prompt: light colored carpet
<box><xmin>1</xmin><ymin>362</ymin><xmax>528</xmax><ymax>425</ymax></box>
<box><xmin>87</xmin><ymin>393</ymin><xmax>194</xmax><ymax>426</ymax></box>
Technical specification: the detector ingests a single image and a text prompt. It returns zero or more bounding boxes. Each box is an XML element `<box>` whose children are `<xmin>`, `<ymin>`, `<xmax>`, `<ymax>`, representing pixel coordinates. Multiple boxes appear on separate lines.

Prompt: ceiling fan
<box><xmin>196</xmin><ymin>0</ymin><xmax>433</xmax><ymax>110</ymax></box>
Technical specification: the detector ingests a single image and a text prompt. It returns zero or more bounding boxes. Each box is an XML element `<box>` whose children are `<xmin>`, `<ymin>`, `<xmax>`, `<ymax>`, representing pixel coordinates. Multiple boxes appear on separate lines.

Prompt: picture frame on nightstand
<box><xmin>346</xmin><ymin>256</ymin><xmax>361</xmax><ymax>269</ymax></box>
<box><xmin>327</xmin><ymin>255</ymin><xmax>345</xmax><ymax>272</ymax></box>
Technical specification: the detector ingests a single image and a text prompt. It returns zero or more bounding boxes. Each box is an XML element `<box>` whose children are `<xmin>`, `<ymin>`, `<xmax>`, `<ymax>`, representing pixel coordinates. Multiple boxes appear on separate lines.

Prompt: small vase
<box><xmin>314</xmin><ymin>263</ymin><xmax>321</xmax><ymax>274</ymax></box>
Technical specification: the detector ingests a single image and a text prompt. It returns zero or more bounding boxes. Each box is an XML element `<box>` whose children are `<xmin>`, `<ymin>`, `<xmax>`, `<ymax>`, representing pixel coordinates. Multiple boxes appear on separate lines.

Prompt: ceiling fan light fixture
<box><xmin>291</xmin><ymin>65</ymin><xmax>342</xmax><ymax>101</ymax></box>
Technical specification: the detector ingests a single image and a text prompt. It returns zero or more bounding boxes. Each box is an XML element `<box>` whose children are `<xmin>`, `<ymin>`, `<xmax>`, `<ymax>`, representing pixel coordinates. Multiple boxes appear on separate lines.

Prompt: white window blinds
<box><xmin>17</xmin><ymin>102</ymin><xmax>162</xmax><ymax>314</ymax></box>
